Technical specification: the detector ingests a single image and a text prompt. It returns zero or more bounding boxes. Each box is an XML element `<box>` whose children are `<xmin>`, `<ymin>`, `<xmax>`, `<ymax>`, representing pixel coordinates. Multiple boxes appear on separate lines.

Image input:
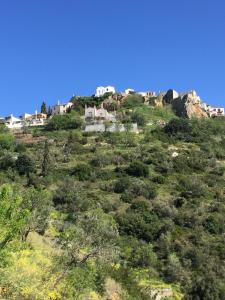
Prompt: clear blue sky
<box><xmin>0</xmin><ymin>0</ymin><xmax>225</xmax><ymax>116</ymax></box>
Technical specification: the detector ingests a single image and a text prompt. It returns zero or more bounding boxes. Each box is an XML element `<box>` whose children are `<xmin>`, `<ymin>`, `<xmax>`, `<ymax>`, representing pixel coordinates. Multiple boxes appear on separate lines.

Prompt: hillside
<box><xmin>0</xmin><ymin>101</ymin><xmax>225</xmax><ymax>300</ymax></box>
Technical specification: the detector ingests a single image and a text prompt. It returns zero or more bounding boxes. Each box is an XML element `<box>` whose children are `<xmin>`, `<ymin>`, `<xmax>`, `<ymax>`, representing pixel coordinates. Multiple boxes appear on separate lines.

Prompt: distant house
<box><xmin>85</xmin><ymin>103</ymin><xmax>116</xmax><ymax>122</ymax></box>
<box><xmin>22</xmin><ymin>112</ymin><xmax>47</xmax><ymax>120</ymax></box>
<box><xmin>208</xmin><ymin>107</ymin><xmax>224</xmax><ymax>117</ymax></box>
<box><xmin>5</xmin><ymin>115</ymin><xmax>23</xmax><ymax>129</ymax></box>
<box><xmin>201</xmin><ymin>103</ymin><xmax>224</xmax><ymax>117</ymax></box>
<box><xmin>138</xmin><ymin>91</ymin><xmax>157</xmax><ymax>97</ymax></box>
<box><xmin>22</xmin><ymin>111</ymin><xmax>48</xmax><ymax>126</ymax></box>
<box><xmin>95</xmin><ymin>86</ymin><xmax>116</xmax><ymax>97</ymax></box>
<box><xmin>51</xmin><ymin>101</ymin><xmax>73</xmax><ymax>115</ymax></box>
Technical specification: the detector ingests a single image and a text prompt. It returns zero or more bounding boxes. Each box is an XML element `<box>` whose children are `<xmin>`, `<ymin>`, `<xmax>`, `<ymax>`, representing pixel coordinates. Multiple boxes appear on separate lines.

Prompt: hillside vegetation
<box><xmin>0</xmin><ymin>103</ymin><xmax>225</xmax><ymax>300</ymax></box>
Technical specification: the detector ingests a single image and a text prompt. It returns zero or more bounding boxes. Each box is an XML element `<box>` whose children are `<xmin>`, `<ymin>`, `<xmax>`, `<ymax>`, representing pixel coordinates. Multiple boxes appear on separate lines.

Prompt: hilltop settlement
<box><xmin>1</xmin><ymin>86</ymin><xmax>224</xmax><ymax>131</ymax></box>
<box><xmin>0</xmin><ymin>85</ymin><xmax>225</xmax><ymax>300</ymax></box>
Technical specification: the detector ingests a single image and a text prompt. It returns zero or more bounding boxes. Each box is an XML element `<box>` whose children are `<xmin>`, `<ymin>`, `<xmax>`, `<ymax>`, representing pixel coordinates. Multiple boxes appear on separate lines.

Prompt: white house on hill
<box><xmin>5</xmin><ymin>115</ymin><xmax>23</xmax><ymax>129</ymax></box>
<box><xmin>95</xmin><ymin>86</ymin><xmax>116</xmax><ymax>97</ymax></box>
<box><xmin>201</xmin><ymin>103</ymin><xmax>224</xmax><ymax>117</ymax></box>
<box><xmin>208</xmin><ymin>107</ymin><xmax>224</xmax><ymax>117</ymax></box>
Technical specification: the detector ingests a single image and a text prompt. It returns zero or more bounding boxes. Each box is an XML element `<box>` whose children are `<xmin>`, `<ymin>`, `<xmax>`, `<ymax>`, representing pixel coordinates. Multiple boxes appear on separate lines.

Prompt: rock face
<box><xmin>163</xmin><ymin>89</ymin><xmax>179</xmax><ymax>104</ymax></box>
<box><xmin>163</xmin><ymin>90</ymin><xmax>208</xmax><ymax>119</ymax></box>
<box><xmin>172</xmin><ymin>92</ymin><xmax>208</xmax><ymax>119</ymax></box>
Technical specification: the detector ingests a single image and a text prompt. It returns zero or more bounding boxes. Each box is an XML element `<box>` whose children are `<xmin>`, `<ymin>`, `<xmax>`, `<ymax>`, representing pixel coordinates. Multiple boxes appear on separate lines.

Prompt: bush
<box><xmin>15</xmin><ymin>154</ymin><xmax>35</xmax><ymax>175</ymax></box>
<box><xmin>203</xmin><ymin>215</ymin><xmax>225</xmax><ymax>234</ymax></box>
<box><xmin>45</xmin><ymin>113</ymin><xmax>83</xmax><ymax>131</ymax></box>
<box><xmin>71</xmin><ymin>163</ymin><xmax>93</xmax><ymax>181</ymax></box>
<box><xmin>90</xmin><ymin>154</ymin><xmax>112</xmax><ymax>168</ymax></box>
<box><xmin>130</xmin><ymin>111</ymin><xmax>146</xmax><ymax>126</ymax></box>
<box><xmin>123</xmin><ymin>94</ymin><xmax>144</xmax><ymax>108</ymax></box>
<box><xmin>164</xmin><ymin>118</ymin><xmax>192</xmax><ymax>139</ymax></box>
<box><xmin>114</xmin><ymin>177</ymin><xmax>130</xmax><ymax>193</ymax></box>
<box><xmin>0</xmin><ymin>154</ymin><xmax>15</xmax><ymax>170</ymax></box>
<box><xmin>126</xmin><ymin>161</ymin><xmax>149</xmax><ymax>177</ymax></box>
<box><xmin>0</xmin><ymin>134</ymin><xmax>14</xmax><ymax>150</ymax></box>
<box><xmin>152</xmin><ymin>175</ymin><xmax>166</xmax><ymax>184</ymax></box>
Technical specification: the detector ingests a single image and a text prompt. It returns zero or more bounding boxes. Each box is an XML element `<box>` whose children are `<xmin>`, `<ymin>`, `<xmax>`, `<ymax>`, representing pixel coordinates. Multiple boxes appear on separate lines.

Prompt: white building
<box><xmin>51</xmin><ymin>101</ymin><xmax>73</xmax><ymax>115</ymax></box>
<box><xmin>138</xmin><ymin>91</ymin><xmax>157</xmax><ymax>97</ymax></box>
<box><xmin>125</xmin><ymin>88</ymin><xmax>135</xmax><ymax>95</ymax></box>
<box><xmin>5</xmin><ymin>115</ymin><xmax>24</xmax><ymax>129</ymax></box>
<box><xmin>95</xmin><ymin>86</ymin><xmax>116</xmax><ymax>97</ymax></box>
<box><xmin>208</xmin><ymin>107</ymin><xmax>224</xmax><ymax>117</ymax></box>
<box><xmin>201</xmin><ymin>103</ymin><xmax>224</xmax><ymax>117</ymax></box>
<box><xmin>85</xmin><ymin>103</ymin><xmax>116</xmax><ymax>121</ymax></box>
<box><xmin>22</xmin><ymin>111</ymin><xmax>48</xmax><ymax>126</ymax></box>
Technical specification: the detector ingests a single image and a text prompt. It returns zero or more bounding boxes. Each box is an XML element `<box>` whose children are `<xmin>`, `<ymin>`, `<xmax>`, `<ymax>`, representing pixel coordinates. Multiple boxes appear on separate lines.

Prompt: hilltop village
<box><xmin>0</xmin><ymin>86</ymin><xmax>225</xmax><ymax>300</ymax></box>
<box><xmin>0</xmin><ymin>86</ymin><xmax>224</xmax><ymax>131</ymax></box>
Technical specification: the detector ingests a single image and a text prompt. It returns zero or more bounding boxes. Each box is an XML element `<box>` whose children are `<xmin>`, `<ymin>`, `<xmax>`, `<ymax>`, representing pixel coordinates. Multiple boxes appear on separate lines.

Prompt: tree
<box><xmin>184</xmin><ymin>270</ymin><xmax>221</xmax><ymax>300</ymax></box>
<box><xmin>45</xmin><ymin>113</ymin><xmax>83</xmax><ymax>131</ymax></box>
<box><xmin>41</xmin><ymin>101</ymin><xmax>47</xmax><ymax>114</ymax></box>
<box><xmin>164</xmin><ymin>118</ymin><xmax>192</xmax><ymax>139</ymax></box>
<box><xmin>126</xmin><ymin>161</ymin><xmax>149</xmax><ymax>177</ymax></box>
<box><xmin>0</xmin><ymin>185</ymin><xmax>30</xmax><ymax>250</ymax></box>
<box><xmin>52</xmin><ymin>208</ymin><xmax>119</xmax><ymax>288</ymax></box>
<box><xmin>21</xmin><ymin>188</ymin><xmax>52</xmax><ymax>240</ymax></box>
<box><xmin>41</xmin><ymin>140</ymin><xmax>52</xmax><ymax>176</ymax></box>
<box><xmin>15</xmin><ymin>154</ymin><xmax>35</xmax><ymax>176</ymax></box>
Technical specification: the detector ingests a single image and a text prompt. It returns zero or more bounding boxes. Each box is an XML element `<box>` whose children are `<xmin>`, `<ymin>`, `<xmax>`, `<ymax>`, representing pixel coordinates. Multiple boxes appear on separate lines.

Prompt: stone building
<box><xmin>51</xmin><ymin>101</ymin><xmax>73</xmax><ymax>115</ymax></box>
<box><xmin>85</xmin><ymin>103</ymin><xmax>116</xmax><ymax>121</ymax></box>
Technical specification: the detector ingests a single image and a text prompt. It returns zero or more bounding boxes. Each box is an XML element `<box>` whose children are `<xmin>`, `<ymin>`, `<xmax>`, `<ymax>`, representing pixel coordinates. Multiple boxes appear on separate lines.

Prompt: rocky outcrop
<box><xmin>172</xmin><ymin>92</ymin><xmax>208</xmax><ymax>119</ymax></box>
<box><xmin>163</xmin><ymin>89</ymin><xmax>179</xmax><ymax>104</ymax></box>
<box><xmin>148</xmin><ymin>96</ymin><xmax>164</xmax><ymax>107</ymax></box>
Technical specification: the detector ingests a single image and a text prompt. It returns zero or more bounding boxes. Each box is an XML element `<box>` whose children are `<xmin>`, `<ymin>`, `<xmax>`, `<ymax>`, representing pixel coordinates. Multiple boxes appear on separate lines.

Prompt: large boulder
<box><xmin>171</xmin><ymin>91</ymin><xmax>208</xmax><ymax>119</ymax></box>
<box><xmin>163</xmin><ymin>89</ymin><xmax>179</xmax><ymax>104</ymax></box>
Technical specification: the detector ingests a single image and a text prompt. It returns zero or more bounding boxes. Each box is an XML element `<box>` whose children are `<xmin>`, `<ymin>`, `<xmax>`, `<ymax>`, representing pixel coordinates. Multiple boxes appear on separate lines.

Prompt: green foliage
<box><xmin>0</xmin><ymin>108</ymin><xmax>225</xmax><ymax>299</ymax></box>
<box><xmin>15</xmin><ymin>154</ymin><xmax>35</xmax><ymax>176</ymax></box>
<box><xmin>41</xmin><ymin>141</ymin><xmax>52</xmax><ymax>176</ymax></box>
<box><xmin>126</xmin><ymin>161</ymin><xmax>149</xmax><ymax>177</ymax></box>
<box><xmin>0</xmin><ymin>134</ymin><xmax>14</xmax><ymax>150</ymax></box>
<box><xmin>71</xmin><ymin>163</ymin><xmax>93</xmax><ymax>181</ymax></box>
<box><xmin>0</xmin><ymin>185</ymin><xmax>30</xmax><ymax>250</ymax></box>
<box><xmin>130</xmin><ymin>111</ymin><xmax>146</xmax><ymax>126</ymax></box>
<box><xmin>0</xmin><ymin>154</ymin><xmax>15</xmax><ymax>170</ymax></box>
<box><xmin>164</xmin><ymin>118</ymin><xmax>192</xmax><ymax>138</ymax></box>
<box><xmin>46</xmin><ymin>112</ymin><xmax>83</xmax><ymax>131</ymax></box>
<box><xmin>41</xmin><ymin>101</ymin><xmax>47</xmax><ymax>114</ymax></box>
<box><xmin>123</xmin><ymin>94</ymin><xmax>144</xmax><ymax>108</ymax></box>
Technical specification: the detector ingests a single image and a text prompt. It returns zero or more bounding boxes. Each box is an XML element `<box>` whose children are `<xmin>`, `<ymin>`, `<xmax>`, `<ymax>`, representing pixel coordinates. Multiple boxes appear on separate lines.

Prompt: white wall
<box><xmin>95</xmin><ymin>86</ymin><xmax>116</xmax><ymax>97</ymax></box>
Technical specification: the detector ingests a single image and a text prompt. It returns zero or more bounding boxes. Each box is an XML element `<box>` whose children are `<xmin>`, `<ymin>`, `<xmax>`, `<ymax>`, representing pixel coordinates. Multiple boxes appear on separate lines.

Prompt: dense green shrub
<box><xmin>130</xmin><ymin>111</ymin><xmax>146</xmax><ymax>126</ymax></box>
<box><xmin>71</xmin><ymin>163</ymin><xmax>93</xmax><ymax>181</ymax></box>
<box><xmin>114</xmin><ymin>177</ymin><xmax>130</xmax><ymax>193</ymax></box>
<box><xmin>126</xmin><ymin>161</ymin><xmax>149</xmax><ymax>177</ymax></box>
<box><xmin>164</xmin><ymin>118</ymin><xmax>192</xmax><ymax>138</ymax></box>
<box><xmin>123</xmin><ymin>94</ymin><xmax>144</xmax><ymax>108</ymax></box>
<box><xmin>15</xmin><ymin>154</ymin><xmax>35</xmax><ymax>176</ymax></box>
<box><xmin>45</xmin><ymin>113</ymin><xmax>83</xmax><ymax>131</ymax></box>
<box><xmin>0</xmin><ymin>134</ymin><xmax>14</xmax><ymax>150</ymax></box>
<box><xmin>0</xmin><ymin>154</ymin><xmax>15</xmax><ymax>170</ymax></box>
